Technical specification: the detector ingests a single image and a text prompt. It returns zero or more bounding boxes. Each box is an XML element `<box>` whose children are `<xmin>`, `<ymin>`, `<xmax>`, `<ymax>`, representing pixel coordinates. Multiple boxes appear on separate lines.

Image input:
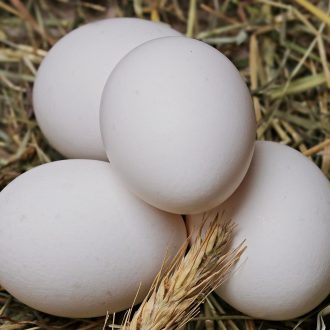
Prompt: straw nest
<box><xmin>0</xmin><ymin>0</ymin><xmax>330</xmax><ymax>329</ymax></box>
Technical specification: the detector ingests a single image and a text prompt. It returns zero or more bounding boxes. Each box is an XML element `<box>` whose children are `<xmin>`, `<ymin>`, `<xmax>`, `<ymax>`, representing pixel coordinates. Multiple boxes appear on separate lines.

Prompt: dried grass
<box><xmin>1</xmin><ymin>0</ymin><xmax>330</xmax><ymax>329</ymax></box>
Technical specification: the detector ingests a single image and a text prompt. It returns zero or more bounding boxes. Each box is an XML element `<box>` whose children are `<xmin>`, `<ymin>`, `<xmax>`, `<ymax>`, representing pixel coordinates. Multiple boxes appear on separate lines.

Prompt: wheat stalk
<box><xmin>113</xmin><ymin>213</ymin><xmax>245</xmax><ymax>330</ymax></box>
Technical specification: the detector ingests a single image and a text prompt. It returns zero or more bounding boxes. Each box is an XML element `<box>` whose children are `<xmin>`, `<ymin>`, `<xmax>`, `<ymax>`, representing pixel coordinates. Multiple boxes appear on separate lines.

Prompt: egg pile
<box><xmin>0</xmin><ymin>17</ymin><xmax>329</xmax><ymax>321</ymax></box>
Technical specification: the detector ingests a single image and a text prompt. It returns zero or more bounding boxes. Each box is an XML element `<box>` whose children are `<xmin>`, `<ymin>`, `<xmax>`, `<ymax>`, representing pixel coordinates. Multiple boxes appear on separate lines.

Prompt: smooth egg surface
<box><xmin>100</xmin><ymin>36</ymin><xmax>256</xmax><ymax>214</ymax></box>
<box><xmin>0</xmin><ymin>160</ymin><xmax>186</xmax><ymax>318</ymax></box>
<box><xmin>187</xmin><ymin>141</ymin><xmax>330</xmax><ymax>320</ymax></box>
<box><xmin>33</xmin><ymin>18</ymin><xmax>181</xmax><ymax>160</ymax></box>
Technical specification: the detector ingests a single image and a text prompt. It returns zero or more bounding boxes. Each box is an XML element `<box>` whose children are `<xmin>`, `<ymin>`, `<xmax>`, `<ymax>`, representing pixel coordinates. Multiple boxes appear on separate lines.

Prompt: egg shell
<box><xmin>33</xmin><ymin>18</ymin><xmax>181</xmax><ymax>160</ymax></box>
<box><xmin>0</xmin><ymin>160</ymin><xmax>186</xmax><ymax>318</ymax></box>
<box><xmin>100</xmin><ymin>36</ymin><xmax>256</xmax><ymax>214</ymax></box>
<box><xmin>187</xmin><ymin>141</ymin><xmax>330</xmax><ymax>320</ymax></box>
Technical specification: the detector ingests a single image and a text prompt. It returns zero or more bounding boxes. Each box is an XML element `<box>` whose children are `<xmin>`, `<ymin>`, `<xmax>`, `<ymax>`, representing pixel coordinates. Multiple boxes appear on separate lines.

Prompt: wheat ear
<box><xmin>119</xmin><ymin>213</ymin><xmax>245</xmax><ymax>330</ymax></box>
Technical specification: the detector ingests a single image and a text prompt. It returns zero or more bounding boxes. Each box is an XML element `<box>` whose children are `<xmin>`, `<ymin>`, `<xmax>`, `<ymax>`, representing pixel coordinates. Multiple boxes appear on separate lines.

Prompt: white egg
<box><xmin>33</xmin><ymin>18</ymin><xmax>181</xmax><ymax>160</ymax></box>
<box><xmin>0</xmin><ymin>160</ymin><xmax>186</xmax><ymax>318</ymax></box>
<box><xmin>187</xmin><ymin>141</ymin><xmax>330</xmax><ymax>320</ymax></box>
<box><xmin>100</xmin><ymin>36</ymin><xmax>256</xmax><ymax>214</ymax></box>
